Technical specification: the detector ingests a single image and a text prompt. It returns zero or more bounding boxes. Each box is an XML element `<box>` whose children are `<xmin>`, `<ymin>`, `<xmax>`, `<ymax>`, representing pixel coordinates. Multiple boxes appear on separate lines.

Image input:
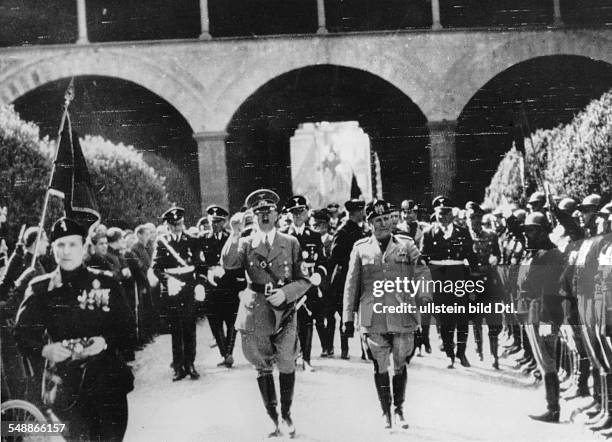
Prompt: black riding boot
<box><xmin>374</xmin><ymin>372</ymin><xmax>392</xmax><ymax>429</ymax></box>
<box><xmin>392</xmin><ymin>367</ymin><xmax>409</xmax><ymax>429</ymax></box>
<box><xmin>529</xmin><ymin>372</ymin><xmax>560</xmax><ymax>423</ymax></box>
<box><xmin>280</xmin><ymin>372</ymin><xmax>296</xmax><ymax>438</ymax></box>
<box><xmin>489</xmin><ymin>336</ymin><xmax>499</xmax><ymax>370</ymax></box>
<box><xmin>224</xmin><ymin>326</ymin><xmax>237</xmax><ymax>367</ymax></box>
<box><xmin>257</xmin><ymin>374</ymin><xmax>280</xmax><ymax>437</ymax></box>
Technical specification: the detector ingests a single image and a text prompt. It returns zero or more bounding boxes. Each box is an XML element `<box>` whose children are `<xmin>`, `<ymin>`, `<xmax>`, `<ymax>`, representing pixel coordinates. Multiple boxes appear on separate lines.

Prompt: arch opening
<box><xmin>225</xmin><ymin>64</ymin><xmax>430</xmax><ymax>211</ymax></box>
<box><xmin>455</xmin><ymin>55</ymin><xmax>612</xmax><ymax>203</ymax></box>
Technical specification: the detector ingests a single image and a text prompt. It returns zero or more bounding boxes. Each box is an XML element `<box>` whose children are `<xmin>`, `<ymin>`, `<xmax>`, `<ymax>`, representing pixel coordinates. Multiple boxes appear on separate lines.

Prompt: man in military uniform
<box><xmin>326</xmin><ymin>198</ymin><xmax>366</xmax><ymax>359</ymax></box>
<box><xmin>199</xmin><ymin>205</ymin><xmax>240</xmax><ymax>368</ymax></box>
<box><xmin>152</xmin><ymin>207</ymin><xmax>204</xmax><ymax>381</ymax></box>
<box><xmin>515</xmin><ymin>212</ymin><xmax>566</xmax><ymax>422</ymax></box>
<box><xmin>397</xmin><ymin>199</ymin><xmax>427</xmax><ymax>247</ymax></box>
<box><xmin>282</xmin><ymin>195</ymin><xmax>327</xmax><ymax>369</ymax></box>
<box><xmin>221</xmin><ymin>189</ymin><xmax>312</xmax><ymax>438</ymax></box>
<box><xmin>343</xmin><ymin>199</ymin><xmax>421</xmax><ymax>429</ymax></box>
<box><xmin>14</xmin><ymin>217</ymin><xmax>135</xmax><ymax>441</ymax></box>
<box><xmin>421</xmin><ymin>196</ymin><xmax>477</xmax><ymax>368</ymax></box>
<box><xmin>466</xmin><ymin>203</ymin><xmax>502</xmax><ymax>368</ymax></box>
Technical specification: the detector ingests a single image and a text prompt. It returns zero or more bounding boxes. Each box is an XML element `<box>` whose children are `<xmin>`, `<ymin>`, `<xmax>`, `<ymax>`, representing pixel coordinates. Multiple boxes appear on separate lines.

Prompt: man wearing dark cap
<box><xmin>326</xmin><ymin>203</ymin><xmax>341</xmax><ymax>234</ymax></box>
<box><xmin>327</xmin><ymin>198</ymin><xmax>366</xmax><ymax>359</ymax></box>
<box><xmin>421</xmin><ymin>196</ymin><xmax>477</xmax><ymax>368</ymax></box>
<box><xmin>281</xmin><ymin>195</ymin><xmax>327</xmax><ymax>368</ymax></box>
<box><xmin>14</xmin><ymin>217</ymin><xmax>135</xmax><ymax>441</ymax></box>
<box><xmin>0</xmin><ymin>227</ymin><xmax>49</xmax><ymax>401</ymax></box>
<box><xmin>221</xmin><ymin>189</ymin><xmax>312</xmax><ymax>437</ymax></box>
<box><xmin>466</xmin><ymin>203</ymin><xmax>502</xmax><ymax>368</ymax></box>
<box><xmin>152</xmin><ymin>207</ymin><xmax>204</xmax><ymax>381</ymax></box>
<box><xmin>343</xmin><ymin>199</ymin><xmax>421</xmax><ymax>429</ymax></box>
<box><xmin>518</xmin><ymin>212</ymin><xmax>566</xmax><ymax>423</ymax></box>
<box><xmin>398</xmin><ymin>200</ymin><xmax>427</xmax><ymax>247</ymax></box>
<box><xmin>198</xmin><ymin>205</ymin><xmax>237</xmax><ymax>368</ymax></box>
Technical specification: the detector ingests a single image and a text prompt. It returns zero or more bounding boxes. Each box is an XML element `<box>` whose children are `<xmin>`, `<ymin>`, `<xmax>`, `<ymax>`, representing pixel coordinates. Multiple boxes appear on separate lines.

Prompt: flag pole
<box><xmin>29</xmin><ymin>78</ymin><xmax>75</xmax><ymax>269</ymax></box>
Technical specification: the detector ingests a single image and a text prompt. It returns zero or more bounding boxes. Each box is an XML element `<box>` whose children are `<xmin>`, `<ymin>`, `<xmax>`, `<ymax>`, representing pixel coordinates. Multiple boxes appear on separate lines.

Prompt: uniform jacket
<box><xmin>397</xmin><ymin>221</ymin><xmax>428</xmax><ymax>248</ymax></box>
<box><xmin>199</xmin><ymin>230</ymin><xmax>230</xmax><ymax>267</ymax></box>
<box><xmin>329</xmin><ymin>219</ymin><xmax>366</xmax><ymax>296</ymax></box>
<box><xmin>14</xmin><ymin>266</ymin><xmax>136</xmax><ymax>399</ymax></box>
<box><xmin>152</xmin><ymin>232</ymin><xmax>203</xmax><ymax>303</ymax></box>
<box><xmin>221</xmin><ymin>230</ymin><xmax>311</xmax><ymax>336</ymax></box>
<box><xmin>342</xmin><ymin>234</ymin><xmax>421</xmax><ymax>333</ymax></box>
<box><xmin>421</xmin><ymin>222</ymin><xmax>477</xmax><ymax>267</ymax></box>
<box><xmin>517</xmin><ymin>241</ymin><xmax>566</xmax><ymax>325</ymax></box>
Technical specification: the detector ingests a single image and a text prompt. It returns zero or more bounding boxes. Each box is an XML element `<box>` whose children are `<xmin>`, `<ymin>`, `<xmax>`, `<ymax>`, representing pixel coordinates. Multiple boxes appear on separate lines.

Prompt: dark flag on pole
<box><xmin>49</xmin><ymin>119</ymin><xmax>100</xmax><ymax>227</ymax></box>
<box><xmin>350</xmin><ymin>173</ymin><xmax>362</xmax><ymax>199</ymax></box>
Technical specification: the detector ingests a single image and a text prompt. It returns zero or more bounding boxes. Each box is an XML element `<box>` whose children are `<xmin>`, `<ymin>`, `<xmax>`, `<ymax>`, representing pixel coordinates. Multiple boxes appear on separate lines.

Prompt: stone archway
<box><xmin>223</xmin><ymin>64</ymin><xmax>430</xmax><ymax>211</ymax></box>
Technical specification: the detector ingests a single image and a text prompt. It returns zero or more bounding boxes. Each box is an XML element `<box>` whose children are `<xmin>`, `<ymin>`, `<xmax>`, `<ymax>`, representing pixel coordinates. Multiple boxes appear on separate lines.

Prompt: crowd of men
<box><xmin>2</xmin><ymin>186</ymin><xmax>612</xmax><ymax>439</ymax></box>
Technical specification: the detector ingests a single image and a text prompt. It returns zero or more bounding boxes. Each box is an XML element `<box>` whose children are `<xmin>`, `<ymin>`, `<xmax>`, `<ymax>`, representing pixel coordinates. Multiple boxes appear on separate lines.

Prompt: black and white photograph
<box><xmin>1</xmin><ymin>1</ymin><xmax>612</xmax><ymax>441</ymax></box>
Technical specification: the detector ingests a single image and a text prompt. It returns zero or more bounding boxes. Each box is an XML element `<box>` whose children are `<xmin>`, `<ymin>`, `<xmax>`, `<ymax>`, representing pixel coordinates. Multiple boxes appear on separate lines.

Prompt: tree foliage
<box><xmin>484</xmin><ymin>90</ymin><xmax>612</xmax><ymax>206</ymax></box>
<box><xmin>0</xmin><ymin>105</ymin><xmax>171</xmax><ymax>243</ymax></box>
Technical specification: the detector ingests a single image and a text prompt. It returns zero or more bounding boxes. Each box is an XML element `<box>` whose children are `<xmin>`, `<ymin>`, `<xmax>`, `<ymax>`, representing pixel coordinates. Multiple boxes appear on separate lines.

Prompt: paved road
<box><xmin>125</xmin><ymin>320</ymin><xmax>598</xmax><ymax>442</ymax></box>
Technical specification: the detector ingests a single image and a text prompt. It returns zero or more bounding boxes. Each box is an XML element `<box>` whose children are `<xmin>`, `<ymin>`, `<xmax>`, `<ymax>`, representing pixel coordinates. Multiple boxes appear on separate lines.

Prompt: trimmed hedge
<box><xmin>483</xmin><ymin>90</ymin><xmax>612</xmax><ymax>206</ymax></box>
<box><xmin>0</xmin><ymin>105</ymin><xmax>171</xmax><ymax>239</ymax></box>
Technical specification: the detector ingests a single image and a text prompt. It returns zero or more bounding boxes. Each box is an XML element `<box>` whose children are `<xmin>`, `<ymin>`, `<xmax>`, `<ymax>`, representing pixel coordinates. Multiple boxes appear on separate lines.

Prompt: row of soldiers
<box><xmin>4</xmin><ymin>185</ymin><xmax>612</xmax><ymax>438</ymax></box>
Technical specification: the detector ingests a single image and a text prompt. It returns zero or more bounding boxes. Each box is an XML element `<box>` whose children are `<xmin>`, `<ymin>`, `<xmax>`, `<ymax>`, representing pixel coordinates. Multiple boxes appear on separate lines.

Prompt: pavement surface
<box><xmin>125</xmin><ymin>319</ymin><xmax>600</xmax><ymax>442</ymax></box>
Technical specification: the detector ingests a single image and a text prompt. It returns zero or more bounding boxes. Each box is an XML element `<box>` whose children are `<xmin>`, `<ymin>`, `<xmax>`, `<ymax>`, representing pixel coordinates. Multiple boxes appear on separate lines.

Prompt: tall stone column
<box><xmin>552</xmin><ymin>0</ymin><xmax>563</xmax><ymax>27</ymax></box>
<box><xmin>199</xmin><ymin>0</ymin><xmax>212</xmax><ymax>40</ymax></box>
<box><xmin>316</xmin><ymin>0</ymin><xmax>328</xmax><ymax>34</ymax></box>
<box><xmin>194</xmin><ymin>131</ymin><xmax>228</xmax><ymax>211</ymax></box>
<box><xmin>76</xmin><ymin>0</ymin><xmax>89</xmax><ymax>44</ymax></box>
<box><xmin>431</xmin><ymin>0</ymin><xmax>442</xmax><ymax>30</ymax></box>
<box><xmin>428</xmin><ymin>120</ymin><xmax>457</xmax><ymax>197</ymax></box>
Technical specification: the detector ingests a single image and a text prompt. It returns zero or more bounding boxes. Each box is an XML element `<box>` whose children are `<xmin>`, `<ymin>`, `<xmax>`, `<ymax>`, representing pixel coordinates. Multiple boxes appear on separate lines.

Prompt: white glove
<box><xmin>167</xmin><ymin>276</ymin><xmax>185</xmax><ymax>297</ymax></box>
<box><xmin>194</xmin><ymin>284</ymin><xmax>206</xmax><ymax>301</ymax></box>
<box><xmin>147</xmin><ymin>268</ymin><xmax>159</xmax><ymax>287</ymax></box>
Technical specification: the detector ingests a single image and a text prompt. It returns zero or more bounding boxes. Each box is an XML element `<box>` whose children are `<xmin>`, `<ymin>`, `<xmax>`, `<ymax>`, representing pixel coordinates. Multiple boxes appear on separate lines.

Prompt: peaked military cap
<box><xmin>50</xmin><ymin>217</ymin><xmax>87</xmax><ymax>242</ymax></box>
<box><xmin>365</xmin><ymin>199</ymin><xmax>391</xmax><ymax>221</ymax></box>
<box><xmin>245</xmin><ymin>189</ymin><xmax>280</xmax><ymax>213</ymax></box>
<box><xmin>206</xmin><ymin>205</ymin><xmax>229</xmax><ymax>220</ymax></box>
<box><xmin>388</xmin><ymin>202</ymin><xmax>399</xmax><ymax>213</ymax></box>
<box><xmin>285</xmin><ymin>195</ymin><xmax>308</xmax><ymax>211</ymax></box>
<box><xmin>432</xmin><ymin>195</ymin><xmax>453</xmax><ymax>210</ymax></box>
<box><xmin>312</xmin><ymin>209</ymin><xmax>330</xmax><ymax>223</ymax></box>
<box><xmin>162</xmin><ymin>207</ymin><xmax>185</xmax><ymax>225</ymax></box>
<box><xmin>402</xmin><ymin>199</ymin><xmax>418</xmax><ymax>211</ymax></box>
<box><xmin>345</xmin><ymin>198</ymin><xmax>365</xmax><ymax>212</ymax></box>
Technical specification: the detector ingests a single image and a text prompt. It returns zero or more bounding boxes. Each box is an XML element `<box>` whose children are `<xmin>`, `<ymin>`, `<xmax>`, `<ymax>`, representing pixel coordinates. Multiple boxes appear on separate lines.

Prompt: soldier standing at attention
<box><xmin>518</xmin><ymin>212</ymin><xmax>566</xmax><ymax>422</ymax></box>
<box><xmin>14</xmin><ymin>217</ymin><xmax>135</xmax><ymax>441</ymax></box>
<box><xmin>199</xmin><ymin>205</ymin><xmax>236</xmax><ymax>368</ymax></box>
<box><xmin>343</xmin><ymin>200</ymin><xmax>421</xmax><ymax>429</ymax></box>
<box><xmin>326</xmin><ymin>199</ymin><xmax>366</xmax><ymax>359</ymax></box>
<box><xmin>152</xmin><ymin>207</ymin><xmax>204</xmax><ymax>382</ymax></box>
<box><xmin>221</xmin><ymin>189</ymin><xmax>312</xmax><ymax>438</ymax></box>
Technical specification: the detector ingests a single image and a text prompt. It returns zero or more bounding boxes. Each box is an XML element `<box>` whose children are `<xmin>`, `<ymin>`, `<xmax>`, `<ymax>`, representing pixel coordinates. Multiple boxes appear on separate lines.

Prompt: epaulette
<box><xmin>87</xmin><ymin>267</ymin><xmax>114</xmax><ymax>278</ymax></box>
